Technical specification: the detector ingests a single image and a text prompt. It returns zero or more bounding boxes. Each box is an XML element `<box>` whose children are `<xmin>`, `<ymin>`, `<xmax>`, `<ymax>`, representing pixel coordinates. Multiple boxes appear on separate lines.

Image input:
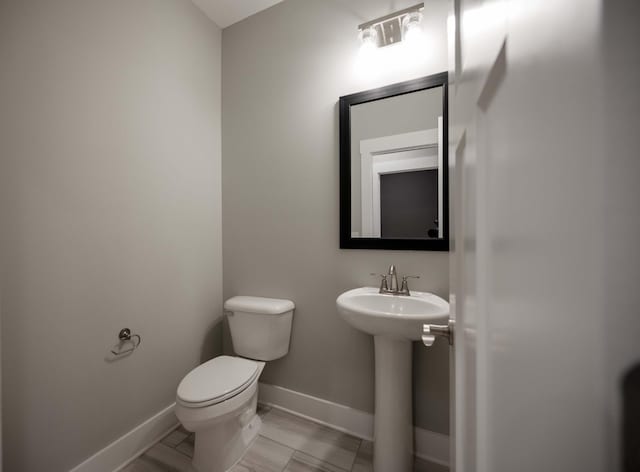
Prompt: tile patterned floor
<box><xmin>122</xmin><ymin>405</ymin><xmax>448</xmax><ymax>472</ymax></box>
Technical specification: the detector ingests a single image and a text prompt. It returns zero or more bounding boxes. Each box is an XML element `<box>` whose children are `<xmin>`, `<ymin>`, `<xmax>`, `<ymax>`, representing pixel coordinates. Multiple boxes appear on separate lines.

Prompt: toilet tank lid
<box><xmin>224</xmin><ymin>296</ymin><xmax>294</xmax><ymax>315</ymax></box>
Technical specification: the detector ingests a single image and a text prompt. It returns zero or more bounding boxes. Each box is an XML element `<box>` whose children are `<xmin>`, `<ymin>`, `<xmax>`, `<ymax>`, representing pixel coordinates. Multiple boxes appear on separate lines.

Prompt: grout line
<box><xmin>256</xmin><ymin>432</ymin><xmax>353</xmax><ymax>472</ymax></box>
<box><xmin>174</xmin><ymin>447</ymin><xmax>192</xmax><ymax>459</ymax></box>
<box><xmin>175</xmin><ymin>433</ymin><xmax>192</xmax><ymax>448</ymax></box>
<box><xmin>256</xmin><ymin>433</ymin><xmax>297</xmax><ymax>456</ymax></box>
<box><xmin>154</xmin><ymin>406</ymin><xmax>366</xmax><ymax>472</ymax></box>
<box><xmin>281</xmin><ymin>451</ymin><xmax>293</xmax><ymax>472</ymax></box>
<box><xmin>350</xmin><ymin>439</ymin><xmax>364</xmax><ymax>472</ymax></box>
<box><xmin>260</xmin><ymin>410</ymin><xmax>361</xmax><ymax>471</ymax></box>
<box><xmin>262</xmin><ymin>402</ymin><xmax>365</xmax><ymax>441</ymax></box>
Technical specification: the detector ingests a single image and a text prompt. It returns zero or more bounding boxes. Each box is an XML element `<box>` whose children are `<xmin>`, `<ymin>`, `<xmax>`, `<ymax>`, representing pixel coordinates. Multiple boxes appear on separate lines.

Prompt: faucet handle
<box><xmin>370</xmin><ymin>272</ymin><xmax>388</xmax><ymax>281</ymax></box>
<box><xmin>402</xmin><ymin>275</ymin><xmax>420</xmax><ymax>281</ymax></box>
<box><xmin>400</xmin><ymin>275</ymin><xmax>420</xmax><ymax>295</ymax></box>
<box><xmin>370</xmin><ymin>273</ymin><xmax>389</xmax><ymax>292</ymax></box>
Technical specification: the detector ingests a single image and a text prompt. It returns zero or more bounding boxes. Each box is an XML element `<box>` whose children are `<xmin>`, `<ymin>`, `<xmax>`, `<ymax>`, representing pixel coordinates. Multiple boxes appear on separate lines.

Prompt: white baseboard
<box><xmin>69</xmin><ymin>403</ymin><xmax>179</xmax><ymax>472</ymax></box>
<box><xmin>258</xmin><ymin>382</ymin><xmax>374</xmax><ymax>440</ymax></box>
<box><xmin>258</xmin><ymin>382</ymin><xmax>450</xmax><ymax>467</ymax></box>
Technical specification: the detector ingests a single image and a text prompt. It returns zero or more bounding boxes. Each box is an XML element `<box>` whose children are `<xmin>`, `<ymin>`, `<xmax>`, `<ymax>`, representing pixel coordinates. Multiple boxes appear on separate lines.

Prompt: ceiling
<box><xmin>191</xmin><ymin>0</ymin><xmax>284</xmax><ymax>28</ymax></box>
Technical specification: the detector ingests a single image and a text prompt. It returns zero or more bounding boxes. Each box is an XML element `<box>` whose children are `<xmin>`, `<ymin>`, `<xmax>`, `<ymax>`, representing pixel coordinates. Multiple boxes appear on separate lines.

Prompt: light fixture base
<box><xmin>358</xmin><ymin>3</ymin><xmax>424</xmax><ymax>48</ymax></box>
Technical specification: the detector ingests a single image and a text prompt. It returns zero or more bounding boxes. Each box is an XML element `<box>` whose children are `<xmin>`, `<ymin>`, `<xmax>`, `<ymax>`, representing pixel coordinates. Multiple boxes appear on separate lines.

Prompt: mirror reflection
<box><xmin>350</xmin><ymin>86</ymin><xmax>443</xmax><ymax>240</ymax></box>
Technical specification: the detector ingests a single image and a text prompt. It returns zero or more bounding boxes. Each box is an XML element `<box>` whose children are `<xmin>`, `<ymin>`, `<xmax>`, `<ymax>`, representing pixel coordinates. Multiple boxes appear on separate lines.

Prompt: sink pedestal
<box><xmin>336</xmin><ymin>287</ymin><xmax>449</xmax><ymax>472</ymax></box>
<box><xmin>373</xmin><ymin>336</ymin><xmax>413</xmax><ymax>472</ymax></box>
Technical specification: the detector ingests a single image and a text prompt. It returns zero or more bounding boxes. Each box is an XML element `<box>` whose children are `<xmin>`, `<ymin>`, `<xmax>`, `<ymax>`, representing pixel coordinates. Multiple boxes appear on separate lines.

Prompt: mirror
<box><xmin>339</xmin><ymin>73</ymin><xmax>449</xmax><ymax>251</ymax></box>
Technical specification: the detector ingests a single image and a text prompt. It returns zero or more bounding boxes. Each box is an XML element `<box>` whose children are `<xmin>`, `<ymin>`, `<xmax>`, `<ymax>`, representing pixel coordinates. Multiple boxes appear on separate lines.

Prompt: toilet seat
<box><xmin>177</xmin><ymin>356</ymin><xmax>260</xmax><ymax>408</ymax></box>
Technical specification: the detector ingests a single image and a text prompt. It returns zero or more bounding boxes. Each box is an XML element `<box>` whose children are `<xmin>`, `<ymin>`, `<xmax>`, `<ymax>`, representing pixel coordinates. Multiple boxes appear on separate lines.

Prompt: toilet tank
<box><xmin>224</xmin><ymin>296</ymin><xmax>294</xmax><ymax>361</ymax></box>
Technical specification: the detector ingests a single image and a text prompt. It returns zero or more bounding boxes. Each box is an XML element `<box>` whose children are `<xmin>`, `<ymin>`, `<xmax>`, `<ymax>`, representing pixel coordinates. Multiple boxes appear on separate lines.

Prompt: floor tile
<box><xmin>413</xmin><ymin>457</ymin><xmax>449</xmax><ymax>472</ymax></box>
<box><xmin>285</xmin><ymin>451</ymin><xmax>348</xmax><ymax>472</ymax></box>
<box><xmin>351</xmin><ymin>440</ymin><xmax>373</xmax><ymax>472</ymax></box>
<box><xmin>123</xmin><ymin>444</ymin><xmax>194</xmax><ymax>472</ymax></box>
<box><xmin>121</xmin><ymin>460</ymin><xmax>164</xmax><ymax>472</ymax></box>
<box><xmin>175</xmin><ymin>434</ymin><xmax>195</xmax><ymax>458</ymax></box>
<box><xmin>233</xmin><ymin>435</ymin><xmax>294</xmax><ymax>472</ymax></box>
<box><xmin>121</xmin><ymin>459</ymin><xmax>162</xmax><ymax>472</ymax></box>
<box><xmin>260</xmin><ymin>409</ymin><xmax>360</xmax><ymax>471</ymax></box>
<box><xmin>128</xmin><ymin>408</ymin><xmax>443</xmax><ymax>472</ymax></box>
<box><xmin>162</xmin><ymin>429</ymin><xmax>189</xmax><ymax>448</ymax></box>
<box><xmin>230</xmin><ymin>464</ymin><xmax>253</xmax><ymax>472</ymax></box>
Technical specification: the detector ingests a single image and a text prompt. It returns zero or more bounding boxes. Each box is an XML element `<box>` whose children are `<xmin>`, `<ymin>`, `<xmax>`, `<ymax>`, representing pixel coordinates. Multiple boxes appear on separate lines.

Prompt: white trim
<box><xmin>359</xmin><ymin>129</ymin><xmax>439</xmax><ymax>157</ymax></box>
<box><xmin>258</xmin><ymin>382</ymin><xmax>450</xmax><ymax>467</ymax></box>
<box><xmin>69</xmin><ymin>403</ymin><xmax>179</xmax><ymax>472</ymax></box>
<box><xmin>259</xmin><ymin>382</ymin><xmax>374</xmax><ymax>440</ymax></box>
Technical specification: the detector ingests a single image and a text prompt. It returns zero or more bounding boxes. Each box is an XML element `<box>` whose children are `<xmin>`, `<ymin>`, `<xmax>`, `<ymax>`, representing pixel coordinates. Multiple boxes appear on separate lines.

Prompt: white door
<box><xmin>442</xmin><ymin>1</ymin><xmax>640</xmax><ymax>471</ymax></box>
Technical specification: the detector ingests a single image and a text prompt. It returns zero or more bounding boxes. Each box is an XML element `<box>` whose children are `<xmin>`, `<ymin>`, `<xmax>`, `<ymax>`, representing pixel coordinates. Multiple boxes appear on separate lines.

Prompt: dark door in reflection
<box><xmin>380</xmin><ymin>169</ymin><xmax>438</xmax><ymax>239</ymax></box>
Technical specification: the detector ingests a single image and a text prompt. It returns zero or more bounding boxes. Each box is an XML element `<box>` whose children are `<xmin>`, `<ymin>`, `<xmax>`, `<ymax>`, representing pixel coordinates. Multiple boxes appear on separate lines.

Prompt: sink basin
<box><xmin>336</xmin><ymin>286</ymin><xmax>449</xmax><ymax>471</ymax></box>
<box><xmin>336</xmin><ymin>286</ymin><xmax>449</xmax><ymax>340</ymax></box>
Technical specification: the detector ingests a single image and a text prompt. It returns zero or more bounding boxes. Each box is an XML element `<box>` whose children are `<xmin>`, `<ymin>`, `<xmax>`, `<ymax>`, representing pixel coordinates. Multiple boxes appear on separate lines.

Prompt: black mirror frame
<box><xmin>339</xmin><ymin>72</ymin><xmax>449</xmax><ymax>251</ymax></box>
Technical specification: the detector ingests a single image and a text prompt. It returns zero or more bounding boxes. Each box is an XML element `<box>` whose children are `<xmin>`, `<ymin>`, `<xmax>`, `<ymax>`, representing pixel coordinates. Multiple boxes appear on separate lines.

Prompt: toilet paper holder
<box><xmin>111</xmin><ymin>328</ymin><xmax>142</xmax><ymax>356</ymax></box>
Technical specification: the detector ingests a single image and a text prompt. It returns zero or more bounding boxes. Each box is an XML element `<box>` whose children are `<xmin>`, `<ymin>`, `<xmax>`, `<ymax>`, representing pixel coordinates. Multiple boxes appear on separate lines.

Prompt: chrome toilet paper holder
<box><xmin>111</xmin><ymin>328</ymin><xmax>142</xmax><ymax>356</ymax></box>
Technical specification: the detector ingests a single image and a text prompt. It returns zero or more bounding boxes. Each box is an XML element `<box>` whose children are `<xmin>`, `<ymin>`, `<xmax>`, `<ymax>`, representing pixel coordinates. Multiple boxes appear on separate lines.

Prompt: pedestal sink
<box><xmin>336</xmin><ymin>287</ymin><xmax>449</xmax><ymax>472</ymax></box>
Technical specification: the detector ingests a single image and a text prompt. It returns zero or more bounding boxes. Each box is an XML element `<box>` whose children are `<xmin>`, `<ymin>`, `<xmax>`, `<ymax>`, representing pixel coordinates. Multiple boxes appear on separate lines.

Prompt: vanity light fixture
<box><xmin>358</xmin><ymin>3</ymin><xmax>424</xmax><ymax>49</ymax></box>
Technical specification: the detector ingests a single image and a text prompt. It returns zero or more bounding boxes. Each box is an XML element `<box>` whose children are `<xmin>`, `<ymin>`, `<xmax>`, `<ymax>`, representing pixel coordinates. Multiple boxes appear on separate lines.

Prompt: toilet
<box><xmin>175</xmin><ymin>296</ymin><xmax>294</xmax><ymax>472</ymax></box>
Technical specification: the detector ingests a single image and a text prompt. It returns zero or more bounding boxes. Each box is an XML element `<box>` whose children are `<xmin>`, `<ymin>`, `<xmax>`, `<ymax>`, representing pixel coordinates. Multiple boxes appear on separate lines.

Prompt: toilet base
<box><xmin>191</xmin><ymin>405</ymin><xmax>261</xmax><ymax>472</ymax></box>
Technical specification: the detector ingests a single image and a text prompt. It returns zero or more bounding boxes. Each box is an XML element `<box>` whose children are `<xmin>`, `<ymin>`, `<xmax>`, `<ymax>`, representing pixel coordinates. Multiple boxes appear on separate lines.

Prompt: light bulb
<box><xmin>356</xmin><ymin>42</ymin><xmax>378</xmax><ymax>77</ymax></box>
<box><xmin>356</xmin><ymin>26</ymin><xmax>379</xmax><ymax>77</ymax></box>
<box><xmin>402</xmin><ymin>11</ymin><xmax>424</xmax><ymax>46</ymax></box>
<box><xmin>359</xmin><ymin>26</ymin><xmax>378</xmax><ymax>50</ymax></box>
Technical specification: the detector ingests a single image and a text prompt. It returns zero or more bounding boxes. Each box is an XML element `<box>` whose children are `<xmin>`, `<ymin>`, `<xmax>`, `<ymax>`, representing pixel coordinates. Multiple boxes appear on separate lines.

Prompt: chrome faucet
<box><xmin>371</xmin><ymin>265</ymin><xmax>420</xmax><ymax>296</ymax></box>
<box><xmin>387</xmin><ymin>264</ymin><xmax>399</xmax><ymax>292</ymax></box>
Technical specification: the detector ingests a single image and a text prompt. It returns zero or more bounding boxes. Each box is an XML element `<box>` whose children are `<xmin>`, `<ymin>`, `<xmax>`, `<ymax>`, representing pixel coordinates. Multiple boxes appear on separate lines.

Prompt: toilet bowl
<box><xmin>175</xmin><ymin>296</ymin><xmax>294</xmax><ymax>472</ymax></box>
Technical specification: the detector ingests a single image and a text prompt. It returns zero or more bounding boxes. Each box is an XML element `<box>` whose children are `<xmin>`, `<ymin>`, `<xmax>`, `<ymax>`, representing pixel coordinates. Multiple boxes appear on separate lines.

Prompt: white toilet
<box><xmin>175</xmin><ymin>296</ymin><xmax>294</xmax><ymax>472</ymax></box>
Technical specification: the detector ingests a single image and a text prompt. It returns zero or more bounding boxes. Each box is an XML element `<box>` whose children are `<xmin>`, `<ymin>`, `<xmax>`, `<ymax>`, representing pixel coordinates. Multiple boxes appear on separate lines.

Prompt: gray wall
<box><xmin>222</xmin><ymin>0</ymin><xmax>450</xmax><ymax>434</ymax></box>
<box><xmin>0</xmin><ymin>1</ymin><xmax>223</xmax><ymax>470</ymax></box>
